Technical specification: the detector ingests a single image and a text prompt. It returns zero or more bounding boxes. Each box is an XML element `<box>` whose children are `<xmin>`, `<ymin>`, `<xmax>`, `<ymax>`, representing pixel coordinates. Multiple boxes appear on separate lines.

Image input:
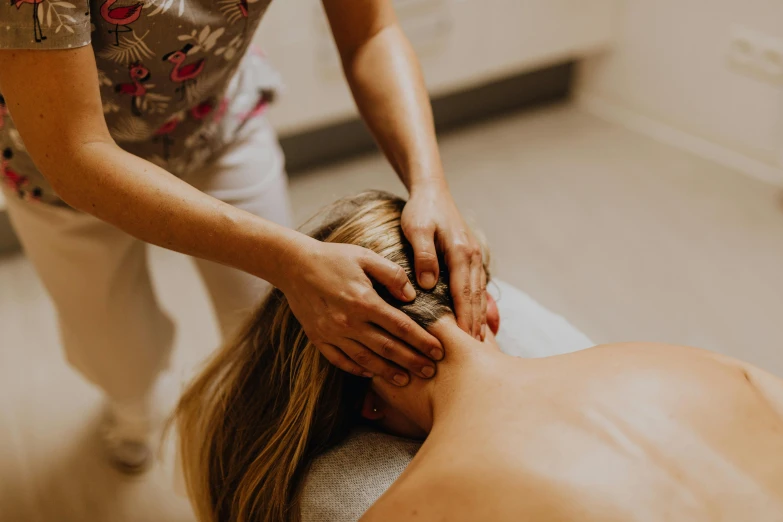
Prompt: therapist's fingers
<box><xmin>317</xmin><ymin>343</ymin><xmax>373</xmax><ymax>378</ymax></box>
<box><xmin>405</xmin><ymin>224</ymin><xmax>440</xmax><ymax>290</ymax></box>
<box><xmin>479</xmin><ymin>269</ymin><xmax>488</xmax><ymax>341</ymax></box>
<box><xmin>342</xmin><ymin>337</ymin><xmax>410</xmax><ymax>386</ymax></box>
<box><xmin>468</xmin><ymin>249</ymin><xmax>485</xmax><ymax>340</ymax></box>
<box><xmin>359</xmin><ymin>325</ymin><xmax>436</xmax><ymax>380</ymax></box>
<box><xmin>448</xmin><ymin>244</ymin><xmax>475</xmax><ymax>337</ymax></box>
<box><xmin>360</xmin><ymin>250</ymin><xmax>417</xmax><ymax>302</ymax></box>
<box><xmin>370</xmin><ymin>298</ymin><xmax>443</xmax><ymax>361</ymax></box>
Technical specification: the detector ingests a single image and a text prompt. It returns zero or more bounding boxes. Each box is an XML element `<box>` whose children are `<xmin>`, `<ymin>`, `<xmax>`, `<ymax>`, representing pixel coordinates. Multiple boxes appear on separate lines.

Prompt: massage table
<box><xmin>300</xmin><ymin>279</ymin><xmax>595</xmax><ymax>521</ymax></box>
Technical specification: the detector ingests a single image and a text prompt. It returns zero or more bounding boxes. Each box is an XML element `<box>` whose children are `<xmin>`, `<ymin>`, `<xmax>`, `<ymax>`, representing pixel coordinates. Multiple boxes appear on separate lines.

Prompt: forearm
<box><xmin>54</xmin><ymin>142</ymin><xmax>302</xmax><ymax>286</ymax></box>
<box><xmin>341</xmin><ymin>25</ymin><xmax>445</xmax><ymax>193</ymax></box>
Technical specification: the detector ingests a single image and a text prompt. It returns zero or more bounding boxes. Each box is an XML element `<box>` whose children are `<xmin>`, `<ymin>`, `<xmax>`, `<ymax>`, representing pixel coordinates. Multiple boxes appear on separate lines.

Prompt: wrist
<box><xmin>406</xmin><ymin>171</ymin><xmax>448</xmax><ymax>196</ymax></box>
<box><xmin>263</xmin><ymin>228</ymin><xmax>317</xmax><ymax>292</ymax></box>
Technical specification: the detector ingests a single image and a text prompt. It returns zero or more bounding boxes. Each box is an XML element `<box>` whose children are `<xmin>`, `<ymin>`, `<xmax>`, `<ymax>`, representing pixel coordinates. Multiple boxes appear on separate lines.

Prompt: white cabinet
<box><xmin>254</xmin><ymin>0</ymin><xmax>621</xmax><ymax>135</ymax></box>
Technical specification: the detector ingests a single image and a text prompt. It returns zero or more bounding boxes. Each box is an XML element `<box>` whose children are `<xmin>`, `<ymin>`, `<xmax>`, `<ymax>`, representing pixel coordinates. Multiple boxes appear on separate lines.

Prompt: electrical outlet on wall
<box><xmin>727</xmin><ymin>26</ymin><xmax>783</xmax><ymax>84</ymax></box>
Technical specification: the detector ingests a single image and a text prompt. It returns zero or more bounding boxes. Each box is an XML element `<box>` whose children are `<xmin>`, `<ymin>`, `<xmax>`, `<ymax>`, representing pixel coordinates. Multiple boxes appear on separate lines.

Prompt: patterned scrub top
<box><xmin>0</xmin><ymin>0</ymin><xmax>282</xmax><ymax>206</ymax></box>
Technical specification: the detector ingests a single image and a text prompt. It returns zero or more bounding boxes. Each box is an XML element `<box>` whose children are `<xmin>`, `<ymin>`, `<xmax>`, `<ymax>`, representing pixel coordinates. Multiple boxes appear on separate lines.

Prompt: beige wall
<box><xmin>578</xmin><ymin>0</ymin><xmax>783</xmax><ymax>181</ymax></box>
<box><xmin>256</xmin><ymin>0</ymin><xmax>620</xmax><ymax>134</ymax></box>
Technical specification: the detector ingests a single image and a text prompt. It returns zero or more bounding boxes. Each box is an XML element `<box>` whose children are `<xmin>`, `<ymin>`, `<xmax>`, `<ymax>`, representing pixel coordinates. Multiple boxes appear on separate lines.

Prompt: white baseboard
<box><xmin>577</xmin><ymin>93</ymin><xmax>783</xmax><ymax>187</ymax></box>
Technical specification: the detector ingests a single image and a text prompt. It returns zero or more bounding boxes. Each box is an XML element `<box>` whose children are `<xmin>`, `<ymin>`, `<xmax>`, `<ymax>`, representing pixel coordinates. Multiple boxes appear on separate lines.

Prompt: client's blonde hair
<box><xmin>175</xmin><ymin>190</ymin><xmax>489</xmax><ymax>522</ymax></box>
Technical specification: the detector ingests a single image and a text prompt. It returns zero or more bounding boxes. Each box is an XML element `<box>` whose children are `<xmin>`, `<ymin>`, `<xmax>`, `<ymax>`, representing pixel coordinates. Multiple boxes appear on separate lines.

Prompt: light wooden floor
<box><xmin>1</xmin><ymin>103</ymin><xmax>782</xmax><ymax>521</ymax></box>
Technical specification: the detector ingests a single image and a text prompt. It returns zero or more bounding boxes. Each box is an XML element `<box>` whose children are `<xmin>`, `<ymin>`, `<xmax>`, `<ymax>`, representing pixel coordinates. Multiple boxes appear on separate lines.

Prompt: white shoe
<box><xmin>102</xmin><ymin>405</ymin><xmax>153</xmax><ymax>474</ymax></box>
<box><xmin>101</xmin><ymin>372</ymin><xmax>179</xmax><ymax>474</ymax></box>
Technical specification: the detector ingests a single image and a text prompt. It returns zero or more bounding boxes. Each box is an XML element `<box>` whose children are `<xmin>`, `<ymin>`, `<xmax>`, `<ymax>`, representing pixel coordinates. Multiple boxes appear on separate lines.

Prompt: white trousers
<box><xmin>4</xmin><ymin>118</ymin><xmax>292</xmax><ymax>406</ymax></box>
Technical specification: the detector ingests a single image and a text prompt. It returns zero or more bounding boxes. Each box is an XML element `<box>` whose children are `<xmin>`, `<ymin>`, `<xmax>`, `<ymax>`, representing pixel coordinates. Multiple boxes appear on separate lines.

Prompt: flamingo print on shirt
<box><xmin>238</xmin><ymin>0</ymin><xmax>249</xmax><ymax>32</ymax></box>
<box><xmin>10</xmin><ymin>0</ymin><xmax>46</xmax><ymax>43</ymax></box>
<box><xmin>100</xmin><ymin>0</ymin><xmax>143</xmax><ymax>46</ymax></box>
<box><xmin>236</xmin><ymin>88</ymin><xmax>273</xmax><ymax>122</ymax></box>
<box><xmin>114</xmin><ymin>62</ymin><xmax>151</xmax><ymax>116</ymax></box>
<box><xmin>1</xmin><ymin>0</ymin><xmax>281</xmax><ymax>205</ymax></box>
<box><xmin>162</xmin><ymin>43</ymin><xmax>206</xmax><ymax>100</ymax></box>
<box><xmin>153</xmin><ymin>113</ymin><xmax>184</xmax><ymax>160</ymax></box>
<box><xmin>237</xmin><ymin>0</ymin><xmax>248</xmax><ymax>17</ymax></box>
<box><xmin>2</xmin><ymin>148</ymin><xmax>40</xmax><ymax>199</ymax></box>
<box><xmin>2</xmin><ymin>148</ymin><xmax>26</xmax><ymax>194</ymax></box>
<box><xmin>0</xmin><ymin>96</ymin><xmax>8</xmax><ymax>129</ymax></box>
<box><xmin>189</xmin><ymin>99</ymin><xmax>215</xmax><ymax>120</ymax></box>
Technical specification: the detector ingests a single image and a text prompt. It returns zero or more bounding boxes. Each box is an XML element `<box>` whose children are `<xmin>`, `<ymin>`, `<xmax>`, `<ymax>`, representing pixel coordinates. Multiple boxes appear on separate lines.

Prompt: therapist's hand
<box><xmin>401</xmin><ymin>182</ymin><xmax>487</xmax><ymax>340</ymax></box>
<box><xmin>279</xmin><ymin>237</ymin><xmax>442</xmax><ymax>386</ymax></box>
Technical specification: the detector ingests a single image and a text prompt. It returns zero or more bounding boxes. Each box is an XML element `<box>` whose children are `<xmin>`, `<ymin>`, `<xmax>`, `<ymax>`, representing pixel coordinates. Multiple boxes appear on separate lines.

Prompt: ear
<box><xmin>360</xmin><ymin>389</ymin><xmax>386</xmax><ymax>421</ymax></box>
<box><xmin>487</xmin><ymin>293</ymin><xmax>500</xmax><ymax>335</ymax></box>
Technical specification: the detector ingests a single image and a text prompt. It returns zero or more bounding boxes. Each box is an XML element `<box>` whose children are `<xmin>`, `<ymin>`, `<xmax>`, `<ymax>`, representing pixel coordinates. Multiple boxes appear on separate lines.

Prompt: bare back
<box><xmin>362</xmin><ymin>343</ymin><xmax>783</xmax><ymax>522</ymax></box>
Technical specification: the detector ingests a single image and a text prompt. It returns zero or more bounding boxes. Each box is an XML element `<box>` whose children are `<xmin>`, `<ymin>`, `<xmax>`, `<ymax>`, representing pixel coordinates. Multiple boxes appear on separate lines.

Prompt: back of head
<box><xmin>175</xmin><ymin>190</ymin><xmax>487</xmax><ymax>522</ymax></box>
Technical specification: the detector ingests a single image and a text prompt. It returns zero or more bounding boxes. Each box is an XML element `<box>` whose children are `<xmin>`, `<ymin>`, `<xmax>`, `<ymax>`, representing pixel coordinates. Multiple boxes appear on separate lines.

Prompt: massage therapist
<box><xmin>0</xmin><ymin>0</ymin><xmax>486</xmax><ymax>471</ymax></box>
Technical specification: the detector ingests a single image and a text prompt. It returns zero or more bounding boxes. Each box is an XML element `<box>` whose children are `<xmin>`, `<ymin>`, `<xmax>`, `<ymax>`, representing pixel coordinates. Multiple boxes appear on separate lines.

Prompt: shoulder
<box><xmin>358</xmin><ymin>458</ymin><xmax>486</xmax><ymax>522</ymax></box>
<box><xmin>359</xmin><ymin>475</ymin><xmax>444</xmax><ymax>522</ymax></box>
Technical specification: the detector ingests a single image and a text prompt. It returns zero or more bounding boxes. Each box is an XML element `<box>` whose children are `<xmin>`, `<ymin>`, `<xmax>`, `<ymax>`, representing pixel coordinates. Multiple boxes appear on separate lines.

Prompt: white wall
<box><xmin>578</xmin><ymin>0</ymin><xmax>783</xmax><ymax>184</ymax></box>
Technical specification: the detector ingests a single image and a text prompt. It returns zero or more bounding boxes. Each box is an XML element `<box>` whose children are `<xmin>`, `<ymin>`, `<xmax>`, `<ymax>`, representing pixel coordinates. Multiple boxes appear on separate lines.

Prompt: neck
<box><xmin>373</xmin><ymin>318</ymin><xmax>502</xmax><ymax>434</ymax></box>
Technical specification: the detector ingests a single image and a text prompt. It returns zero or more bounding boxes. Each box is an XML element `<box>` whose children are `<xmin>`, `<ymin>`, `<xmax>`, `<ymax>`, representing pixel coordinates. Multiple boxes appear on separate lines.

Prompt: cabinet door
<box><xmin>255</xmin><ymin>0</ymin><xmax>620</xmax><ymax>135</ymax></box>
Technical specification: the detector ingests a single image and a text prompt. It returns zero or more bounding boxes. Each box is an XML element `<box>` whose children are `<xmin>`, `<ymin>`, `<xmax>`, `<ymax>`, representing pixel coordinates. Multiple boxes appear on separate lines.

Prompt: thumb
<box><xmin>361</xmin><ymin>251</ymin><xmax>417</xmax><ymax>302</ymax></box>
<box><xmin>406</xmin><ymin>226</ymin><xmax>439</xmax><ymax>290</ymax></box>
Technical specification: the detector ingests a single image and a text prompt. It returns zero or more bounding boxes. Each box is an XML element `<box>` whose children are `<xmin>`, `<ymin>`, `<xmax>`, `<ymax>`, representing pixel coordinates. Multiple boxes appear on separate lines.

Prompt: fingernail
<box><xmin>481</xmin><ymin>324</ymin><xmax>487</xmax><ymax>340</ymax></box>
<box><xmin>430</xmin><ymin>348</ymin><xmax>444</xmax><ymax>360</ymax></box>
<box><xmin>421</xmin><ymin>366</ymin><xmax>435</xmax><ymax>378</ymax></box>
<box><xmin>393</xmin><ymin>374</ymin><xmax>409</xmax><ymax>386</ymax></box>
<box><xmin>362</xmin><ymin>372</ymin><xmax>374</xmax><ymax>378</ymax></box>
<box><xmin>402</xmin><ymin>282</ymin><xmax>417</xmax><ymax>301</ymax></box>
<box><xmin>420</xmin><ymin>272</ymin><xmax>436</xmax><ymax>288</ymax></box>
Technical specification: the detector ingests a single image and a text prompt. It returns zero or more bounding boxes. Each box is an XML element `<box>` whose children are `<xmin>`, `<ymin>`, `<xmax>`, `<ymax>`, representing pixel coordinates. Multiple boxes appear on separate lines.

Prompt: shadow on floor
<box><xmin>0</xmin><ymin>408</ymin><xmax>194</xmax><ymax>522</ymax></box>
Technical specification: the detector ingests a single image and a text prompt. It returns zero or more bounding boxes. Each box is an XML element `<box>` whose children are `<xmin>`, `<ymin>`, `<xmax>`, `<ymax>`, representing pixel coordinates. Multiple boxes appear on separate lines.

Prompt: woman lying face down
<box><xmin>176</xmin><ymin>191</ymin><xmax>783</xmax><ymax>522</ymax></box>
<box><xmin>175</xmin><ymin>190</ymin><xmax>482</xmax><ymax>522</ymax></box>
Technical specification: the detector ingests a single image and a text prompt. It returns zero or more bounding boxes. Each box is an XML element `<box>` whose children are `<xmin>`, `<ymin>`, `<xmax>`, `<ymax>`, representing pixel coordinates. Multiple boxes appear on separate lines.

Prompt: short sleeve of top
<box><xmin>1</xmin><ymin>0</ymin><xmax>91</xmax><ymax>50</ymax></box>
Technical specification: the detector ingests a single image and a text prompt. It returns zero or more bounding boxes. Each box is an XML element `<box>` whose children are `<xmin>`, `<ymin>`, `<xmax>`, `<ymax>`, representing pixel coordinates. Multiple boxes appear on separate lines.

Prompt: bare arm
<box><xmin>323</xmin><ymin>0</ymin><xmax>488</xmax><ymax>339</ymax></box>
<box><xmin>0</xmin><ymin>46</ymin><xmax>441</xmax><ymax>384</ymax></box>
<box><xmin>322</xmin><ymin>0</ymin><xmax>439</xmax><ymax>189</ymax></box>
<box><xmin>0</xmin><ymin>47</ymin><xmax>296</xmax><ymax>283</ymax></box>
